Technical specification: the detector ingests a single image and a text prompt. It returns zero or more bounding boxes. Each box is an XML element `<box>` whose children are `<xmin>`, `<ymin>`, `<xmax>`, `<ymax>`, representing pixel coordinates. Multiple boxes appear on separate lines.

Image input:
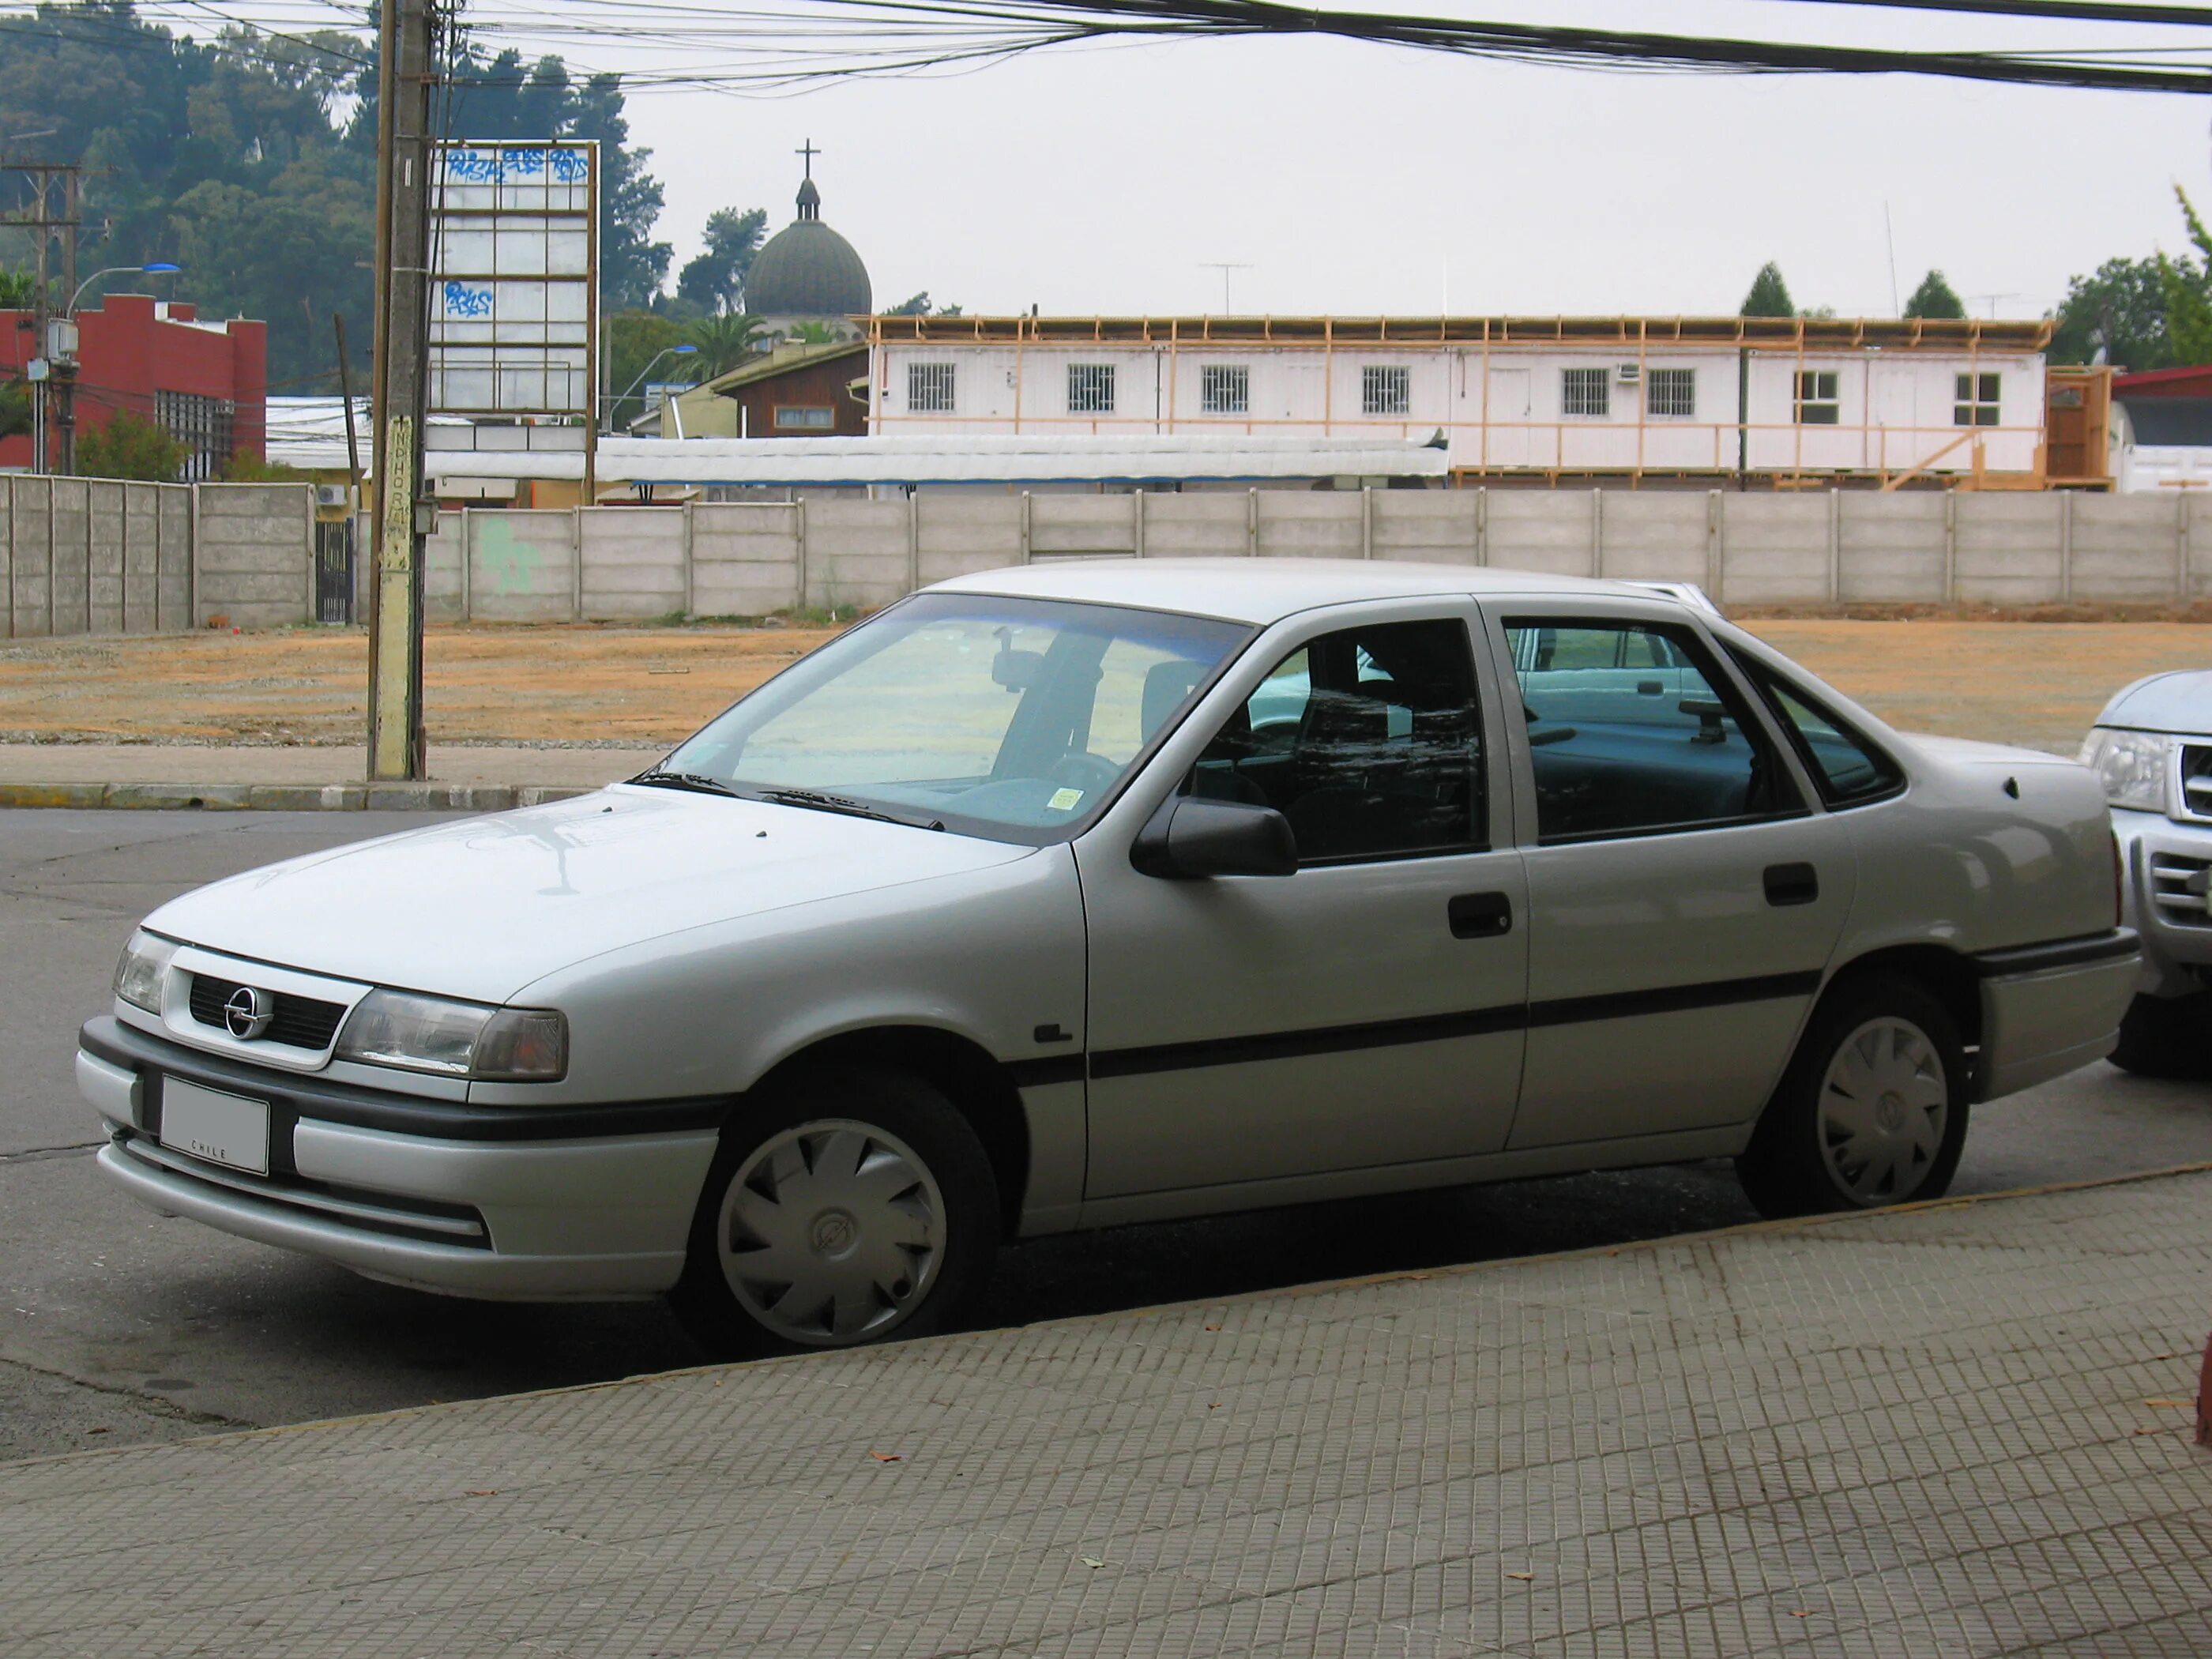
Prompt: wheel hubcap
<box><xmin>1818</xmin><ymin>1017</ymin><xmax>1948</xmax><ymax>1205</ymax></box>
<box><xmin>717</xmin><ymin>1119</ymin><xmax>944</xmax><ymax>1346</ymax></box>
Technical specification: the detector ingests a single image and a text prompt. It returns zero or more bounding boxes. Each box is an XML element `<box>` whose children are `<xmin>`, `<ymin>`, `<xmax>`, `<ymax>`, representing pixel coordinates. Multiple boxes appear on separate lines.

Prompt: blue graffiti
<box><xmin>445</xmin><ymin>149</ymin><xmax>501</xmax><ymax>182</ymax></box>
<box><xmin>442</xmin><ymin>283</ymin><xmax>495</xmax><ymax>318</ymax></box>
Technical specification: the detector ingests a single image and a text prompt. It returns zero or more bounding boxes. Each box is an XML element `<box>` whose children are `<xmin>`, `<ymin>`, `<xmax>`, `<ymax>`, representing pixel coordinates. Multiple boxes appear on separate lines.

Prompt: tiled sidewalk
<box><xmin>6</xmin><ymin>1170</ymin><xmax>2210</xmax><ymax>1657</ymax></box>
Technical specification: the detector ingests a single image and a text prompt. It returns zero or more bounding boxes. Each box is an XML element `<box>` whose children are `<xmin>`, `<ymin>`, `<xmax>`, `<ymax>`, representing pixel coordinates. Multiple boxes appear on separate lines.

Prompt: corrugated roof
<box><xmin>426</xmin><ymin>433</ymin><xmax>1451</xmax><ymax>487</ymax></box>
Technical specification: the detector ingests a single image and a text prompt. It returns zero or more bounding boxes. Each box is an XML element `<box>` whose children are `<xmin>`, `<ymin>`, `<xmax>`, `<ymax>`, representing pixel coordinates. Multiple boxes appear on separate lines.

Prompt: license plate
<box><xmin>160</xmin><ymin>1078</ymin><xmax>270</xmax><ymax>1175</ymax></box>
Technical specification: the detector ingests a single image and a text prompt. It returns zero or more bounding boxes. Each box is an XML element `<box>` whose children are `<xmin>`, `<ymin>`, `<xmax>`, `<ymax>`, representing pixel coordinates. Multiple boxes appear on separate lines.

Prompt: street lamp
<box><xmin>606</xmin><ymin>343</ymin><xmax>699</xmax><ymax>433</ymax></box>
<box><xmin>50</xmin><ymin>263</ymin><xmax>181</xmax><ymax>478</ymax></box>
<box><xmin>66</xmin><ymin>261</ymin><xmax>180</xmax><ymax>318</ymax></box>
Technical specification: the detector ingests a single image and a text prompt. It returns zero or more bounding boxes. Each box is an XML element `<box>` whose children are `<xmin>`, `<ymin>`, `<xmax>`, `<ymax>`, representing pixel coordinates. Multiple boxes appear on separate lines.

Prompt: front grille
<box><xmin>186</xmin><ymin>974</ymin><xmax>348</xmax><ymax>1050</ymax></box>
<box><xmin>2182</xmin><ymin>745</ymin><xmax>2211</xmax><ymax>822</ymax></box>
<box><xmin>2149</xmin><ymin>852</ymin><xmax>2211</xmax><ymax>927</ymax></box>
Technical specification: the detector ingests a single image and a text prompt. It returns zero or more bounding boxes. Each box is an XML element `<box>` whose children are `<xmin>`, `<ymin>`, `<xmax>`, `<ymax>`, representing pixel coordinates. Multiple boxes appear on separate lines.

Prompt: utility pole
<box><xmin>1</xmin><ymin>161</ymin><xmax>84</xmax><ymax>472</ymax></box>
<box><xmin>367</xmin><ymin>0</ymin><xmax>438</xmax><ymax>781</ymax></box>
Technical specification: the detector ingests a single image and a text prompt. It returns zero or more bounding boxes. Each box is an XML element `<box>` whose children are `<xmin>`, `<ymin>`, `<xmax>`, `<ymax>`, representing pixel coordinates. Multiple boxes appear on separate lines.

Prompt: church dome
<box><xmin>747</xmin><ymin>165</ymin><xmax>872</xmax><ymax>319</ymax></box>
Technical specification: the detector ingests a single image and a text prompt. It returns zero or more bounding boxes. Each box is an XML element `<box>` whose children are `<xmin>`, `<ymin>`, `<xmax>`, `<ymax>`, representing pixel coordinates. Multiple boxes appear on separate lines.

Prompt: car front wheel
<box><xmin>671</xmin><ymin>1065</ymin><xmax>1000</xmax><ymax>1359</ymax></box>
<box><xmin>1736</xmin><ymin>975</ymin><xmax>1969</xmax><ymax>1220</ymax></box>
<box><xmin>2108</xmin><ymin>990</ymin><xmax>2212</xmax><ymax>1081</ymax></box>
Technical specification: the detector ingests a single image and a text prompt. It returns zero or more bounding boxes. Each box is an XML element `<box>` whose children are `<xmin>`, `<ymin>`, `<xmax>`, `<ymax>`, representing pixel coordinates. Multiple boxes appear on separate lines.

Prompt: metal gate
<box><xmin>314</xmin><ymin>519</ymin><xmax>356</xmax><ymax>624</ymax></box>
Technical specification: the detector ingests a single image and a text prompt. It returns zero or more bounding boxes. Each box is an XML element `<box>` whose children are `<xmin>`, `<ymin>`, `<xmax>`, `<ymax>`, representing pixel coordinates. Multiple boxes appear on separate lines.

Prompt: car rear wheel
<box><xmin>671</xmin><ymin>1065</ymin><xmax>999</xmax><ymax>1359</ymax></box>
<box><xmin>1736</xmin><ymin>975</ymin><xmax>1969</xmax><ymax>1221</ymax></box>
<box><xmin>2108</xmin><ymin>991</ymin><xmax>2212</xmax><ymax>1081</ymax></box>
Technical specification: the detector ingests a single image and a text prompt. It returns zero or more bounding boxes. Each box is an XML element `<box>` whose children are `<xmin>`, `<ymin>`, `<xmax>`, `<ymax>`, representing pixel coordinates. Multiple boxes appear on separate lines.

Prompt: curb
<box><xmin>0</xmin><ymin>781</ymin><xmax>597</xmax><ymax>812</ymax></box>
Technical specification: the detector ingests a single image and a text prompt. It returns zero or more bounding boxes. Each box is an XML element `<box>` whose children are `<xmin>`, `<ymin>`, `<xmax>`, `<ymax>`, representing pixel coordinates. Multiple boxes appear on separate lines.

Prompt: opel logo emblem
<box><xmin>224</xmin><ymin>985</ymin><xmax>275</xmax><ymax>1040</ymax></box>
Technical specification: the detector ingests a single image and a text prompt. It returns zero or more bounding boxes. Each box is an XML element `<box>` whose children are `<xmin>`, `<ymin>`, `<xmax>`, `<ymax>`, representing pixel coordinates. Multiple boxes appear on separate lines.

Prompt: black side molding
<box><xmin>1969</xmin><ymin>928</ymin><xmax>2139</xmax><ymax>980</ymax></box>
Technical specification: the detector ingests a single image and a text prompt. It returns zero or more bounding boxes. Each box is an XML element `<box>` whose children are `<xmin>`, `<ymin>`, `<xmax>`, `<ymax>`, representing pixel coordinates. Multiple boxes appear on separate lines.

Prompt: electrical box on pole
<box><xmin>367</xmin><ymin>0</ymin><xmax>437</xmax><ymax>781</ymax></box>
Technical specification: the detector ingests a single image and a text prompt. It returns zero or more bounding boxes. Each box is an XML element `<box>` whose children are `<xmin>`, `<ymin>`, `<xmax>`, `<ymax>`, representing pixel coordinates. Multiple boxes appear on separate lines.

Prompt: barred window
<box><xmin>773</xmin><ymin>405</ymin><xmax>834</xmax><ymax>431</ymax></box>
<box><xmin>1954</xmin><ymin>372</ymin><xmax>2000</xmax><ymax>427</ymax></box>
<box><xmin>1646</xmin><ymin>367</ymin><xmax>1695</xmax><ymax>419</ymax></box>
<box><xmin>1562</xmin><ymin>367</ymin><xmax>1610</xmax><ymax>419</ymax></box>
<box><xmin>1362</xmin><ymin>365</ymin><xmax>1410</xmax><ymax>416</ymax></box>
<box><xmin>907</xmin><ymin>362</ymin><xmax>956</xmax><ymax>413</ymax></box>
<box><xmin>1067</xmin><ymin>363</ymin><xmax>1115</xmax><ymax>416</ymax></box>
<box><xmin>1200</xmin><ymin>363</ymin><xmax>1249</xmax><ymax>415</ymax></box>
<box><xmin>1795</xmin><ymin>371</ymin><xmax>1840</xmax><ymax>425</ymax></box>
<box><xmin>153</xmin><ymin>389</ymin><xmax>235</xmax><ymax>482</ymax></box>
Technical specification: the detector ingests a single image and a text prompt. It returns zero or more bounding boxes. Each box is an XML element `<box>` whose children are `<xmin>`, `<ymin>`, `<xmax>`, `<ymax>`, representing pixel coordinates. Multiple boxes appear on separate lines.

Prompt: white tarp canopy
<box><xmin>424</xmin><ymin>432</ymin><xmax>1450</xmax><ymax>487</ymax></box>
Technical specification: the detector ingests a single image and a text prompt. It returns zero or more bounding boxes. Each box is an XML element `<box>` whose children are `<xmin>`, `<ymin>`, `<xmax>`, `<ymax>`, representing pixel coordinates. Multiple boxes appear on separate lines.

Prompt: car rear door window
<box><xmin>1729</xmin><ymin>654</ymin><xmax>1905</xmax><ymax>807</ymax></box>
<box><xmin>1189</xmin><ymin>619</ymin><xmax>1486</xmax><ymax>863</ymax></box>
<box><xmin>1505</xmin><ymin>620</ymin><xmax>1801</xmax><ymax>842</ymax></box>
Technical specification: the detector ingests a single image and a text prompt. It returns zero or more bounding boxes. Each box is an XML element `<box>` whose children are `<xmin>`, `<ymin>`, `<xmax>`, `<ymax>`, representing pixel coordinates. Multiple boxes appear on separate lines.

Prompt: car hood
<box><xmin>145</xmin><ymin>787</ymin><xmax>1036</xmax><ymax>1004</ymax></box>
<box><xmin>2098</xmin><ymin>669</ymin><xmax>2212</xmax><ymax>736</ymax></box>
<box><xmin>1901</xmin><ymin>732</ymin><xmax>2085</xmax><ymax>769</ymax></box>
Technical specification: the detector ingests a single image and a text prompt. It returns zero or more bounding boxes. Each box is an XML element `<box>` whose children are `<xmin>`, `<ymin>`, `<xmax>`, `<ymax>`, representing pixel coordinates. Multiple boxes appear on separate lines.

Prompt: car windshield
<box><xmin>655</xmin><ymin>592</ymin><xmax>1254</xmax><ymax>842</ymax></box>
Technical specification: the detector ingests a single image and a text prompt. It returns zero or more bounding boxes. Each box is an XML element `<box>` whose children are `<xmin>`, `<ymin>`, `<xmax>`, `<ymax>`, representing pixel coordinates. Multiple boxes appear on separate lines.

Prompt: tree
<box><xmin>1903</xmin><ymin>269</ymin><xmax>1966</xmax><ymax>320</ymax></box>
<box><xmin>0</xmin><ymin>266</ymin><xmax>36</xmax><ymax>307</ymax></box>
<box><xmin>685</xmin><ymin>311</ymin><xmax>766</xmax><ymax>378</ymax></box>
<box><xmin>76</xmin><ymin>408</ymin><xmax>185</xmax><ymax>481</ymax></box>
<box><xmin>888</xmin><ymin>291</ymin><xmax>962</xmax><ymax>317</ymax></box>
<box><xmin>1741</xmin><ymin>262</ymin><xmax>1796</xmax><ymax>318</ymax></box>
<box><xmin>675</xmin><ymin>207</ymin><xmax>767</xmax><ymax>315</ymax></box>
<box><xmin>2050</xmin><ymin>258</ymin><xmax>2176</xmax><ymax>369</ymax></box>
<box><xmin>2158</xmin><ymin>186</ymin><xmax>2212</xmax><ymax>365</ymax></box>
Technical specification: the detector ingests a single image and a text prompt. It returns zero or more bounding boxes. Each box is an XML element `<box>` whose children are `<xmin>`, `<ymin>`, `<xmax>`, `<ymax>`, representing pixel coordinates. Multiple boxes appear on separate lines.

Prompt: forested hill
<box><xmin>0</xmin><ymin>1</ymin><xmax>668</xmax><ymax>389</ymax></box>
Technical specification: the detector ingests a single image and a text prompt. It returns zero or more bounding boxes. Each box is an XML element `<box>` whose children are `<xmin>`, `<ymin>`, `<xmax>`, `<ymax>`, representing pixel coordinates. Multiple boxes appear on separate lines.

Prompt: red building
<box><xmin>2112</xmin><ymin>364</ymin><xmax>2212</xmax><ymax>400</ymax></box>
<box><xmin>0</xmin><ymin>293</ymin><xmax>266</xmax><ymax>478</ymax></box>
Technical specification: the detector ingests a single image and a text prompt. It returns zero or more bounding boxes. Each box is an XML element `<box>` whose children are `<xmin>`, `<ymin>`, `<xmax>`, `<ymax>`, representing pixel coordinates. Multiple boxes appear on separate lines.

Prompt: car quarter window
<box><xmin>1728</xmin><ymin>652</ymin><xmax>1905</xmax><ymax>807</ymax></box>
<box><xmin>1187</xmin><ymin>618</ymin><xmax>1485</xmax><ymax>863</ymax></box>
<box><xmin>1504</xmin><ymin>619</ymin><xmax>1803</xmax><ymax>843</ymax></box>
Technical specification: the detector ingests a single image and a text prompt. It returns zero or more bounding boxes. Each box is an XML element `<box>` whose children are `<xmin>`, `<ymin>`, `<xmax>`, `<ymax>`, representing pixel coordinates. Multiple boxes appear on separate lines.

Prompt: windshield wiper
<box><xmin>753</xmin><ymin>787</ymin><xmax>943</xmax><ymax>831</ymax></box>
<box><xmin>628</xmin><ymin>769</ymin><xmax>740</xmax><ymax>798</ymax></box>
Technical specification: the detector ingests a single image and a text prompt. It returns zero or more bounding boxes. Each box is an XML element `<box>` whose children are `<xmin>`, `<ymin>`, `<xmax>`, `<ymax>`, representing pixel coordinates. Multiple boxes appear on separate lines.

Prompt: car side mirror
<box><xmin>1131</xmin><ymin>796</ymin><xmax>1298</xmax><ymax>879</ymax></box>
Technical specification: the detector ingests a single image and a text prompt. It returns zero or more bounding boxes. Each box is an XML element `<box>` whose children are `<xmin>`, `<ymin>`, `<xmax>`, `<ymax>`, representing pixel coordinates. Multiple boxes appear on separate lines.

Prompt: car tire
<box><xmin>2108</xmin><ymin>991</ymin><xmax>2212</xmax><ymax>1081</ymax></box>
<box><xmin>670</xmin><ymin>1064</ymin><xmax>1000</xmax><ymax>1360</ymax></box>
<box><xmin>1735</xmin><ymin>975</ymin><xmax>1969</xmax><ymax>1221</ymax></box>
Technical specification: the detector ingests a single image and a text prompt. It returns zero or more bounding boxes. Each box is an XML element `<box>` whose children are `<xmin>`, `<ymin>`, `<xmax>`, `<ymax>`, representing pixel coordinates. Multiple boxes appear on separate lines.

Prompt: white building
<box><xmin>867</xmin><ymin>315</ymin><xmax>2054</xmax><ymax>487</ymax></box>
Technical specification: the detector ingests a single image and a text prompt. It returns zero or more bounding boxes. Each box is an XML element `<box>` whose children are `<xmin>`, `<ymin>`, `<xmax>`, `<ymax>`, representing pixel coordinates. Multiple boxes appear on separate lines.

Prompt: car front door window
<box><xmin>1190</xmin><ymin>619</ymin><xmax>1486</xmax><ymax>863</ymax></box>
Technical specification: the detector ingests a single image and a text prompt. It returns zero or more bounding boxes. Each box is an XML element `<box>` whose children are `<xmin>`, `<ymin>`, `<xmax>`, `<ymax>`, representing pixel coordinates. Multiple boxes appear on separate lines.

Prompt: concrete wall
<box><xmin>193</xmin><ymin>485</ymin><xmax>314</xmax><ymax>630</ymax></box>
<box><xmin>85</xmin><ymin>485</ymin><xmax>2194</xmax><ymax>638</ymax></box>
<box><xmin>420</xmin><ymin>488</ymin><xmax>2212</xmax><ymax>622</ymax></box>
<box><xmin>1</xmin><ymin>476</ymin><xmax>198</xmax><ymax>638</ymax></box>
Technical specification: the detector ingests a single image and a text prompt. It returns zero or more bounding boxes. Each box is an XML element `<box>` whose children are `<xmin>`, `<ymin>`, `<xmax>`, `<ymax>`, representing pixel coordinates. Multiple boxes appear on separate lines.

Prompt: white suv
<box><xmin>2081</xmin><ymin>670</ymin><xmax>2212</xmax><ymax>1077</ymax></box>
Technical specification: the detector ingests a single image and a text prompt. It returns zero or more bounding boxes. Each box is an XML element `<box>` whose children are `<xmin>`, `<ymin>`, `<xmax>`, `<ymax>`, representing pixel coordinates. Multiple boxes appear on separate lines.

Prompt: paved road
<box><xmin>5</xmin><ymin>809</ymin><xmax>2207</xmax><ymax>1462</ymax></box>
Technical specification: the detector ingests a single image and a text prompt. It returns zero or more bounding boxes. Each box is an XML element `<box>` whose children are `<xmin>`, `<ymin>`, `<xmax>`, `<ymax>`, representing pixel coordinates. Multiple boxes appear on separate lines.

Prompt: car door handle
<box><xmin>1764</xmin><ymin>863</ymin><xmax>1819</xmax><ymax>908</ymax></box>
<box><xmin>1448</xmin><ymin>891</ymin><xmax>1513</xmax><ymax>939</ymax></box>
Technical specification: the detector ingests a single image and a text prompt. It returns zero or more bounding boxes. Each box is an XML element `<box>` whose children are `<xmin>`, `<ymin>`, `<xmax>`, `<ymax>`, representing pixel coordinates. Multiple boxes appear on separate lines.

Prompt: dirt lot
<box><xmin>0</xmin><ymin>616</ymin><xmax>2203</xmax><ymax>754</ymax></box>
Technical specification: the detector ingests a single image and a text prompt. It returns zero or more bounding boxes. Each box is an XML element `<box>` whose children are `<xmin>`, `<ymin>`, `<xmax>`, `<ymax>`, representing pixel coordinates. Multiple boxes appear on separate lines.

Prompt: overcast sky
<box><xmin>474</xmin><ymin>0</ymin><xmax>2212</xmax><ymax>321</ymax></box>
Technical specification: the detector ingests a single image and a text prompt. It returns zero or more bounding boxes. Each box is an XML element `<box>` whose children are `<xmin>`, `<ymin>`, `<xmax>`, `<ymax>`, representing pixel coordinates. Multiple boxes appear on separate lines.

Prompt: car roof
<box><xmin>927</xmin><ymin>558</ymin><xmax>1684</xmax><ymax>626</ymax></box>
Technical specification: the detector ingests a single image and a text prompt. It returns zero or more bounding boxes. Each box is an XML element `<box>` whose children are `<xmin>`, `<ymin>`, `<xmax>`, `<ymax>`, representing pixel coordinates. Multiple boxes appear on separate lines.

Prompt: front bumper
<box><xmin>1972</xmin><ymin>929</ymin><xmax>2141</xmax><ymax>1100</ymax></box>
<box><xmin>78</xmin><ymin>1017</ymin><xmax>723</xmax><ymax>1302</ymax></box>
<box><xmin>2112</xmin><ymin>807</ymin><xmax>2212</xmax><ymax>999</ymax></box>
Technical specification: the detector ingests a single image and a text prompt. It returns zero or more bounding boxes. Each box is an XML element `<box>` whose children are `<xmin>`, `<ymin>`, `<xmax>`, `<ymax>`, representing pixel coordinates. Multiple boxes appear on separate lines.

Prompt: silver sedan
<box><xmin>81</xmin><ymin>562</ymin><xmax>2139</xmax><ymax>1354</ymax></box>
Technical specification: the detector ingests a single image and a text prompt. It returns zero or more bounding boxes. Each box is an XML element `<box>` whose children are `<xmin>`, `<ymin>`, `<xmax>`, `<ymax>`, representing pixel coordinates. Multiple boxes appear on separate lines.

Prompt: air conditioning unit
<box><xmin>314</xmin><ymin>484</ymin><xmax>349</xmax><ymax>509</ymax></box>
<box><xmin>1616</xmin><ymin>363</ymin><xmax>1642</xmax><ymax>385</ymax></box>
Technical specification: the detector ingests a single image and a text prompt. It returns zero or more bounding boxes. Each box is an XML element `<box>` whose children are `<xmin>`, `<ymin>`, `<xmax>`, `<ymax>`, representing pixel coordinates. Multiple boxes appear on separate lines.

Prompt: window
<box><xmin>1067</xmin><ymin>363</ymin><xmax>1115</xmax><ymax>416</ymax></box>
<box><xmin>773</xmin><ymin>405</ymin><xmax>834</xmax><ymax>431</ymax></box>
<box><xmin>1730</xmin><ymin>654</ymin><xmax>1904</xmax><ymax>807</ymax></box>
<box><xmin>1954</xmin><ymin>372</ymin><xmax>2001</xmax><ymax>427</ymax></box>
<box><xmin>907</xmin><ymin>362</ymin><xmax>956</xmax><ymax>413</ymax></box>
<box><xmin>1646</xmin><ymin>367</ymin><xmax>1695</xmax><ymax>419</ymax></box>
<box><xmin>1505</xmin><ymin>620</ymin><xmax>1801</xmax><ymax>842</ymax></box>
<box><xmin>1795</xmin><ymin>371</ymin><xmax>1840</xmax><ymax>426</ymax></box>
<box><xmin>154</xmin><ymin>390</ymin><xmax>235</xmax><ymax>482</ymax></box>
<box><xmin>1562</xmin><ymin>367</ymin><xmax>1610</xmax><ymax>419</ymax></box>
<box><xmin>1362</xmin><ymin>365</ymin><xmax>1411</xmax><ymax>417</ymax></box>
<box><xmin>1187</xmin><ymin>619</ymin><xmax>1484</xmax><ymax>863</ymax></box>
<box><xmin>661</xmin><ymin>592</ymin><xmax>1250</xmax><ymax>845</ymax></box>
<box><xmin>1200</xmin><ymin>363</ymin><xmax>1249</xmax><ymax>416</ymax></box>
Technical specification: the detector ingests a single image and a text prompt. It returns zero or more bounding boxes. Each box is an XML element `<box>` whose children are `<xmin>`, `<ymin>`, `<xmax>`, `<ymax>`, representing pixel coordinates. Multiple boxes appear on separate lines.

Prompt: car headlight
<box><xmin>335</xmin><ymin>990</ymin><xmax>567</xmax><ymax>1081</ymax></box>
<box><xmin>113</xmin><ymin>931</ymin><xmax>179</xmax><ymax>1014</ymax></box>
<box><xmin>2078</xmin><ymin>728</ymin><xmax>2174</xmax><ymax>814</ymax></box>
